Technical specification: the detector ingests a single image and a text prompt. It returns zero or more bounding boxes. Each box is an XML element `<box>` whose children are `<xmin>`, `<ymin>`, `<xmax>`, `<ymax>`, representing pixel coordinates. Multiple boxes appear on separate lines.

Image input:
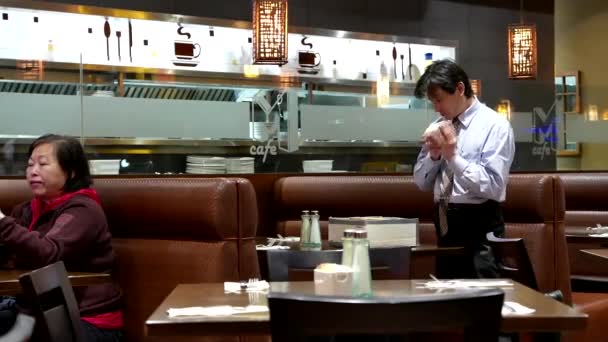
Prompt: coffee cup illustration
<box><xmin>298</xmin><ymin>51</ymin><xmax>321</xmax><ymax>68</ymax></box>
<box><xmin>174</xmin><ymin>40</ymin><xmax>201</xmax><ymax>60</ymax></box>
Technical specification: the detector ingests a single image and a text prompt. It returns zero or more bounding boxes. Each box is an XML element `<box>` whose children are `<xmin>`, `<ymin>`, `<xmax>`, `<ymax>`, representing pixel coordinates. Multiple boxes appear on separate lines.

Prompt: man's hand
<box><xmin>423</xmin><ymin>128</ymin><xmax>445</xmax><ymax>161</ymax></box>
<box><xmin>439</xmin><ymin>122</ymin><xmax>458</xmax><ymax>161</ymax></box>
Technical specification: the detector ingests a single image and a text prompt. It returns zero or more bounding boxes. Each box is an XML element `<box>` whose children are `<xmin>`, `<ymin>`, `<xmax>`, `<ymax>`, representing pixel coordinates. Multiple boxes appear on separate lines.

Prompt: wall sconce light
<box><xmin>496</xmin><ymin>99</ymin><xmax>512</xmax><ymax>121</ymax></box>
<box><xmin>252</xmin><ymin>0</ymin><xmax>288</xmax><ymax>65</ymax></box>
<box><xmin>602</xmin><ymin>110</ymin><xmax>608</xmax><ymax>121</ymax></box>
<box><xmin>470</xmin><ymin>79</ymin><xmax>482</xmax><ymax>98</ymax></box>
<box><xmin>587</xmin><ymin>104</ymin><xmax>599</xmax><ymax>121</ymax></box>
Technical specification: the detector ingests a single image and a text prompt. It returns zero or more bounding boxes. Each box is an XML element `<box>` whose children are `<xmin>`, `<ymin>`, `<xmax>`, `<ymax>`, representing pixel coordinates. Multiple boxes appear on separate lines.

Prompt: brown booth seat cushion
<box><xmin>272</xmin><ymin>174</ymin><xmax>572</xmax><ymax>304</ymax></box>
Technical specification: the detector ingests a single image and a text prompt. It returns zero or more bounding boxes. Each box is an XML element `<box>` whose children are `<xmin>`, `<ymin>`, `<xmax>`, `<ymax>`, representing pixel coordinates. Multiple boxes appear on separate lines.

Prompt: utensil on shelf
<box><xmin>104</xmin><ymin>19</ymin><xmax>111</xmax><ymax>61</ymax></box>
<box><xmin>400</xmin><ymin>54</ymin><xmax>405</xmax><ymax>80</ymax></box>
<box><xmin>392</xmin><ymin>45</ymin><xmax>397</xmax><ymax>79</ymax></box>
<box><xmin>116</xmin><ymin>31</ymin><xmax>122</xmax><ymax>61</ymax></box>
<box><xmin>128</xmin><ymin>19</ymin><xmax>133</xmax><ymax>62</ymax></box>
<box><xmin>407</xmin><ymin>44</ymin><xmax>412</xmax><ymax>81</ymax></box>
<box><xmin>405</xmin><ymin>43</ymin><xmax>421</xmax><ymax>82</ymax></box>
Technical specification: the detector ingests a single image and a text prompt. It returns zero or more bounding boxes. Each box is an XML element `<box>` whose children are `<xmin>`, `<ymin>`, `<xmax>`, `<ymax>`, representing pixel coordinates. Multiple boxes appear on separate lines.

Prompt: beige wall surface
<box><xmin>580</xmin><ymin>143</ymin><xmax>608</xmax><ymax>169</ymax></box>
<box><xmin>555</xmin><ymin>0</ymin><xmax>608</xmax><ymax>170</ymax></box>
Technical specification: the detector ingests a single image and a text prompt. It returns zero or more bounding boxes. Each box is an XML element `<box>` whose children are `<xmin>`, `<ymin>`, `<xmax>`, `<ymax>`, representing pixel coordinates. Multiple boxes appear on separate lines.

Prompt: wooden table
<box><xmin>566</xmin><ymin>233</ymin><xmax>608</xmax><ymax>245</ymax></box>
<box><xmin>0</xmin><ymin>269</ymin><xmax>111</xmax><ymax>295</ymax></box>
<box><xmin>580</xmin><ymin>249</ymin><xmax>608</xmax><ymax>262</ymax></box>
<box><xmin>146</xmin><ymin>280</ymin><xmax>587</xmax><ymax>338</ymax></box>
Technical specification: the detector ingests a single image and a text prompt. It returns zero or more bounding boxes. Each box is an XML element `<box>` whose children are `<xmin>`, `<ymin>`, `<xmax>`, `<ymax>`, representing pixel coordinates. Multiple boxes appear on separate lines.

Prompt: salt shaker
<box><xmin>351</xmin><ymin>229</ymin><xmax>372</xmax><ymax>297</ymax></box>
<box><xmin>308</xmin><ymin>210</ymin><xmax>322</xmax><ymax>250</ymax></box>
<box><xmin>299</xmin><ymin>210</ymin><xmax>311</xmax><ymax>249</ymax></box>
<box><xmin>341</xmin><ymin>229</ymin><xmax>356</xmax><ymax>267</ymax></box>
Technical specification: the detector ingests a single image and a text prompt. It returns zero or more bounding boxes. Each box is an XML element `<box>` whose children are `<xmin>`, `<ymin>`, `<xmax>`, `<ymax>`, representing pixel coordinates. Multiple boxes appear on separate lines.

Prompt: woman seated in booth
<box><xmin>0</xmin><ymin>134</ymin><xmax>123</xmax><ymax>341</ymax></box>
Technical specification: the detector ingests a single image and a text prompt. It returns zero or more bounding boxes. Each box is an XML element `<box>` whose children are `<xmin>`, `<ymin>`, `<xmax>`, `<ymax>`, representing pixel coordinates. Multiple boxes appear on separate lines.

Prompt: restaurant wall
<box><xmin>45</xmin><ymin>0</ymin><xmax>556</xmax><ymax>112</ymax></box>
<box><xmin>555</xmin><ymin>0</ymin><xmax>608</xmax><ymax>114</ymax></box>
<box><xmin>0</xmin><ymin>0</ymin><xmax>559</xmax><ymax>173</ymax></box>
<box><xmin>555</xmin><ymin>0</ymin><xmax>608</xmax><ymax>170</ymax></box>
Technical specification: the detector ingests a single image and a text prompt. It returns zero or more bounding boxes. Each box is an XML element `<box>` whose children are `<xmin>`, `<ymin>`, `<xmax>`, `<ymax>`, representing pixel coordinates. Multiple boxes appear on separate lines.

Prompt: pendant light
<box><xmin>508</xmin><ymin>0</ymin><xmax>537</xmax><ymax>79</ymax></box>
<box><xmin>252</xmin><ymin>0</ymin><xmax>288</xmax><ymax>65</ymax></box>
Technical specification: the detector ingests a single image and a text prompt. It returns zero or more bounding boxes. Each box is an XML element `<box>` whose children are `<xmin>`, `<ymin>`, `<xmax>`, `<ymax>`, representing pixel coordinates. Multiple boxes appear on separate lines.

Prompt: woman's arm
<box><xmin>0</xmin><ymin>200</ymin><xmax>107</xmax><ymax>269</ymax></box>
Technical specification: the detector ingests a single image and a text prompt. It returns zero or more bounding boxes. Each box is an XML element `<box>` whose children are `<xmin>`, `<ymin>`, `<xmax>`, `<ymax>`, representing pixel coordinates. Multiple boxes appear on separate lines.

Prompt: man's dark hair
<box><xmin>414</xmin><ymin>59</ymin><xmax>474</xmax><ymax>99</ymax></box>
<box><xmin>28</xmin><ymin>134</ymin><xmax>92</xmax><ymax>192</ymax></box>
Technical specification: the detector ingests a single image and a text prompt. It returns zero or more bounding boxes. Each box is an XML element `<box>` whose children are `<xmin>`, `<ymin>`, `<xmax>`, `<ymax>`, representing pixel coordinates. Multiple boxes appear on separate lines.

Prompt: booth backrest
<box><xmin>273</xmin><ymin>174</ymin><xmax>571</xmax><ymax>303</ymax></box>
<box><xmin>273</xmin><ymin>175</ymin><xmax>436</xmax><ymax>242</ymax></box>
<box><xmin>94</xmin><ymin>177</ymin><xmax>258</xmax><ymax>342</ymax></box>
<box><xmin>559</xmin><ymin>173</ymin><xmax>608</xmax><ymax>230</ymax></box>
<box><xmin>559</xmin><ymin>173</ymin><xmax>608</xmax><ymax>278</ymax></box>
<box><xmin>0</xmin><ymin>179</ymin><xmax>30</xmax><ymax>214</ymax></box>
<box><xmin>502</xmin><ymin>174</ymin><xmax>571</xmax><ymax>304</ymax></box>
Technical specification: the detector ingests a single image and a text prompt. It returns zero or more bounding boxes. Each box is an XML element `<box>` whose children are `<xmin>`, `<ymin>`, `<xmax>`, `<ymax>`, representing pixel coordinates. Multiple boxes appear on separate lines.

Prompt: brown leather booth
<box><xmin>273</xmin><ymin>174</ymin><xmax>573</xmax><ymax>303</ymax></box>
<box><xmin>558</xmin><ymin>173</ymin><xmax>608</xmax><ymax>342</ymax></box>
<box><xmin>0</xmin><ymin>177</ymin><xmax>260</xmax><ymax>342</ymax></box>
<box><xmin>559</xmin><ymin>173</ymin><xmax>608</xmax><ymax>278</ymax></box>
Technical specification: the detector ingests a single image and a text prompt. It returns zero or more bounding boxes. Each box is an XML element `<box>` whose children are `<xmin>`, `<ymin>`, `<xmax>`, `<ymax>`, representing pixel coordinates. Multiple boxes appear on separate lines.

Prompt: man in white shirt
<box><xmin>413</xmin><ymin>59</ymin><xmax>515</xmax><ymax>279</ymax></box>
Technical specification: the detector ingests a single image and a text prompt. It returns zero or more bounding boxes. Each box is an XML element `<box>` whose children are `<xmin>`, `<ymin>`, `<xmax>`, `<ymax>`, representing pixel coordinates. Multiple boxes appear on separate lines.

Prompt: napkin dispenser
<box><xmin>314</xmin><ymin>263</ymin><xmax>353</xmax><ymax>296</ymax></box>
<box><xmin>328</xmin><ymin>216</ymin><xmax>418</xmax><ymax>248</ymax></box>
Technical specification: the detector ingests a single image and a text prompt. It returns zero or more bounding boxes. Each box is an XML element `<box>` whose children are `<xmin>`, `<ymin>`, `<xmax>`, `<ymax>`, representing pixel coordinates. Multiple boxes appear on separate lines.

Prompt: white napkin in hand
<box><xmin>224</xmin><ymin>280</ymin><xmax>270</xmax><ymax>293</ymax></box>
<box><xmin>423</xmin><ymin>122</ymin><xmax>444</xmax><ymax>137</ymax></box>
<box><xmin>167</xmin><ymin>305</ymin><xmax>268</xmax><ymax>318</ymax></box>
<box><xmin>502</xmin><ymin>301</ymin><xmax>535</xmax><ymax>315</ymax></box>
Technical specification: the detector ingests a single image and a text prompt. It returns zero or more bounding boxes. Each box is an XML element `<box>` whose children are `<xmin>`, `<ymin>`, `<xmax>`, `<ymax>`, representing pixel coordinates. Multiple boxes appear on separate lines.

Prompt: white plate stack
<box><xmin>89</xmin><ymin>160</ymin><xmax>120</xmax><ymax>175</ymax></box>
<box><xmin>226</xmin><ymin>157</ymin><xmax>255</xmax><ymax>174</ymax></box>
<box><xmin>186</xmin><ymin>156</ymin><xmax>226</xmax><ymax>174</ymax></box>
<box><xmin>303</xmin><ymin>160</ymin><xmax>333</xmax><ymax>173</ymax></box>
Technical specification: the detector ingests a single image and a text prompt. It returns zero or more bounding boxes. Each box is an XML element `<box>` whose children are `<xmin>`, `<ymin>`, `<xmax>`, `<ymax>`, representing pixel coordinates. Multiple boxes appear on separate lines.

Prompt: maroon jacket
<box><xmin>0</xmin><ymin>194</ymin><xmax>122</xmax><ymax>316</ymax></box>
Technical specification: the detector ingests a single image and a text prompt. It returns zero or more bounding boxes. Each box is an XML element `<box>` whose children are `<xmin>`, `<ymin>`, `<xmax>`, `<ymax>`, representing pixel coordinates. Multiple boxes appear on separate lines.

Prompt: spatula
<box><xmin>104</xmin><ymin>19</ymin><xmax>111</xmax><ymax>61</ymax></box>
